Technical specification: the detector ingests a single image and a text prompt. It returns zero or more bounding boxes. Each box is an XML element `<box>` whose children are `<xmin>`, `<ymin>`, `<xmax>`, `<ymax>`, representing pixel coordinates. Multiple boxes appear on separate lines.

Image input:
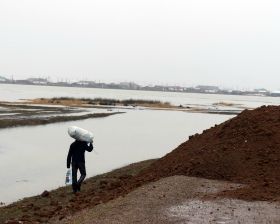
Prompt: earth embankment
<box><xmin>139</xmin><ymin>105</ymin><xmax>280</xmax><ymax>201</ymax></box>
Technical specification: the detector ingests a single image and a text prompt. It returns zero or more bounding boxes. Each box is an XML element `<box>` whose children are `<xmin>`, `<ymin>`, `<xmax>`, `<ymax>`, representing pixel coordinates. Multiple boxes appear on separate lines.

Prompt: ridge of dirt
<box><xmin>0</xmin><ymin>160</ymin><xmax>155</xmax><ymax>224</ymax></box>
<box><xmin>55</xmin><ymin>176</ymin><xmax>280</xmax><ymax>224</ymax></box>
<box><xmin>138</xmin><ymin>105</ymin><xmax>280</xmax><ymax>201</ymax></box>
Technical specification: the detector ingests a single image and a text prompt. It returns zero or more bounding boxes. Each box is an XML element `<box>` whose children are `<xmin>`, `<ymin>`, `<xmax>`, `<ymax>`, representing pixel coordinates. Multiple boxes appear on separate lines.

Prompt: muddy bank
<box><xmin>27</xmin><ymin>97</ymin><xmax>244</xmax><ymax>115</ymax></box>
<box><xmin>0</xmin><ymin>102</ymin><xmax>123</xmax><ymax>129</ymax></box>
<box><xmin>0</xmin><ymin>112</ymin><xmax>123</xmax><ymax>129</ymax></box>
<box><xmin>0</xmin><ymin>160</ymin><xmax>155</xmax><ymax>223</ymax></box>
<box><xmin>27</xmin><ymin>97</ymin><xmax>172</xmax><ymax>109</ymax></box>
<box><xmin>0</xmin><ymin>98</ymin><xmax>240</xmax><ymax>131</ymax></box>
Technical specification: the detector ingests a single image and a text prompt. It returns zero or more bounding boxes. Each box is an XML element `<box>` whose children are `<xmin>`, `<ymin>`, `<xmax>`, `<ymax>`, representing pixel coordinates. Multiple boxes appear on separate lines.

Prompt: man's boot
<box><xmin>72</xmin><ymin>183</ymin><xmax>78</xmax><ymax>193</ymax></box>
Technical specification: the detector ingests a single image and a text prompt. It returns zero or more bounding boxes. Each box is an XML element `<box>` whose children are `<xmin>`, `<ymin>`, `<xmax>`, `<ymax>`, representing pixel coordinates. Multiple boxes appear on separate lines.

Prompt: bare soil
<box><xmin>139</xmin><ymin>105</ymin><xmax>280</xmax><ymax>201</ymax></box>
<box><xmin>55</xmin><ymin>176</ymin><xmax>280</xmax><ymax>224</ymax></box>
<box><xmin>0</xmin><ymin>160</ymin><xmax>155</xmax><ymax>224</ymax></box>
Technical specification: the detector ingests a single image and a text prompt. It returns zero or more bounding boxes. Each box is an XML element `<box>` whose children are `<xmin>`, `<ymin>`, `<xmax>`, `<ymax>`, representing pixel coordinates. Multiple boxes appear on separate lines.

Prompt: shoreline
<box><xmin>0</xmin><ymin>82</ymin><xmax>277</xmax><ymax>98</ymax></box>
<box><xmin>2</xmin><ymin>155</ymin><xmax>279</xmax><ymax>223</ymax></box>
<box><xmin>0</xmin><ymin>159</ymin><xmax>156</xmax><ymax>223</ymax></box>
<box><xmin>0</xmin><ymin>97</ymin><xmax>242</xmax><ymax>130</ymax></box>
<box><xmin>0</xmin><ymin>101</ymin><xmax>124</xmax><ymax>129</ymax></box>
<box><xmin>26</xmin><ymin>97</ymin><xmax>245</xmax><ymax>115</ymax></box>
<box><xmin>0</xmin><ymin>112</ymin><xmax>123</xmax><ymax>129</ymax></box>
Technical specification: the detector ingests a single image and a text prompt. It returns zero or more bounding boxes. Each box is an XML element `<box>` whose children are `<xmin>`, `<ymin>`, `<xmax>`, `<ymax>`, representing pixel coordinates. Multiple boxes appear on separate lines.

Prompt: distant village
<box><xmin>1</xmin><ymin>75</ymin><xmax>280</xmax><ymax>97</ymax></box>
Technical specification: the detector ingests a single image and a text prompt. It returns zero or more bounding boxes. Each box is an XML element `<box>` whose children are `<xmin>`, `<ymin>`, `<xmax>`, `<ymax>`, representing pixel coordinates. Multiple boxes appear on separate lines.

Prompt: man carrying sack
<box><xmin>67</xmin><ymin>126</ymin><xmax>94</xmax><ymax>193</ymax></box>
<box><xmin>67</xmin><ymin>140</ymin><xmax>93</xmax><ymax>193</ymax></box>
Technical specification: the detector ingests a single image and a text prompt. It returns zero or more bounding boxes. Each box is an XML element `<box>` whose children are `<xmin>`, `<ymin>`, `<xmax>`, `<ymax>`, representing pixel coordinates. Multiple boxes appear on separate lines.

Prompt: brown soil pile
<box><xmin>138</xmin><ymin>105</ymin><xmax>280</xmax><ymax>201</ymax></box>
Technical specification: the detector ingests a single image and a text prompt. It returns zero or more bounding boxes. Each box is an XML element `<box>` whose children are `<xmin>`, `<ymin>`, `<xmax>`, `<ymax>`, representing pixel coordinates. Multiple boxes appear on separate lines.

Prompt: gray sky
<box><xmin>1</xmin><ymin>0</ymin><xmax>280</xmax><ymax>90</ymax></box>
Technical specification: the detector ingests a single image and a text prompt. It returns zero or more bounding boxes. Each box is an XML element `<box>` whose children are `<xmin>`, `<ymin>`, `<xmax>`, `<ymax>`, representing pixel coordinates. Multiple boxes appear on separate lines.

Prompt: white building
<box><xmin>0</xmin><ymin>76</ymin><xmax>8</xmax><ymax>82</ymax></box>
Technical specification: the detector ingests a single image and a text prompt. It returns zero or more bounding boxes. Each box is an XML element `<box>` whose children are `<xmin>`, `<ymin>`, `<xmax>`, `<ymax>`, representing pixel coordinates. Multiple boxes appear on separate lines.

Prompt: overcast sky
<box><xmin>1</xmin><ymin>0</ymin><xmax>280</xmax><ymax>89</ymax></box>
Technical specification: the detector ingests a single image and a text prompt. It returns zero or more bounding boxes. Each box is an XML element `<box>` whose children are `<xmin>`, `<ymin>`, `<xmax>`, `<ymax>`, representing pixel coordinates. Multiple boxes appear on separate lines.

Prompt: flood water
<box><xmin>1</xmin><ymin>83</ymin><xmax>280</xmax><ymax>108</ymax></box>
<box><xmin>0</xmin><ymin>84</ymin><xmax>279</xmax><ymax>204</ymax></box>
<box><xmin>0</xmin><ymin>109</ymin><xmax>232</xmax><ymax>203</ymax></box>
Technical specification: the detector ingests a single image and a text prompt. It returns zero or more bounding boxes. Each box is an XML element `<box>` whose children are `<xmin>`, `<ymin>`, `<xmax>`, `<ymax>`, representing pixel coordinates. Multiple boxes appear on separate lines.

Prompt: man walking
<box><xmin>67</xmin><ymin>140</ymin><xmax>93</xmax><ymax>193</ymax></box>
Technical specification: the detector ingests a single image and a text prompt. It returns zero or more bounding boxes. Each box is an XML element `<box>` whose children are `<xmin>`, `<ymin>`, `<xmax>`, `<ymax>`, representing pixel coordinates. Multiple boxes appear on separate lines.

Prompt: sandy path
<box><xmin>54</xmin><ymin>176</ymin><xmax>280</xmax><ymax>224</ymax></box>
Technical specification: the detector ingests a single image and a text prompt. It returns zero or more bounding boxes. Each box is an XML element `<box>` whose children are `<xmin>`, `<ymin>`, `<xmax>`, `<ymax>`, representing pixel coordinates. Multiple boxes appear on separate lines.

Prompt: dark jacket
<box><xmin>67</xmin><ymin>140</ymin><xmax>93</xmax><ymax>168</ymax></box>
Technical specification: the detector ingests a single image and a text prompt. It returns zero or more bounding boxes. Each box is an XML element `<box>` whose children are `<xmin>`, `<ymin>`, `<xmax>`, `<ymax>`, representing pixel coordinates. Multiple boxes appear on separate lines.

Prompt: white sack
<box><xmin>68</xmin><ymin>126</ymin><xmax>93</xmax><ymax>143</ymax></box>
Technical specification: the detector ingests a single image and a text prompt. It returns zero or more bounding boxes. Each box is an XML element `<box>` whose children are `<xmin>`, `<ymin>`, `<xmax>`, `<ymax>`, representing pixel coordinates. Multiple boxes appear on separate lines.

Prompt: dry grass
<box><xmin>28</xmin><ymin>97</ymin><xmax>173</xmax><ymax>108</ymax></box>
<box><xmin>212</xmin><ymin>101</ymin><xmax>239</xmax><ymax>107</ymax></box>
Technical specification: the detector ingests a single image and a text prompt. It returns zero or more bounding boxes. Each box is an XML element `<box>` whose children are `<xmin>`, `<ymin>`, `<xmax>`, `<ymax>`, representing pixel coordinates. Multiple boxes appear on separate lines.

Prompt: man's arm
<box><xmin>85</xmin><ymin>142</ymin><xmax>93</xmax><ymax>152</ymax></box>
<box><xmin>67</xmin><ymin>146</ymin><xmax>73</xmax><ymax>168</ymax></box>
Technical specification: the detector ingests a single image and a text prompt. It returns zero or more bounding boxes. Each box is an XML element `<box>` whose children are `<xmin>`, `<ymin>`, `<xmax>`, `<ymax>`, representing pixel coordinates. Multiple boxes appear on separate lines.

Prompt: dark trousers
<box><xmin>72</xmin><ymin>162</ymin><xmax>86</xmax><ymax>192</ymax></box>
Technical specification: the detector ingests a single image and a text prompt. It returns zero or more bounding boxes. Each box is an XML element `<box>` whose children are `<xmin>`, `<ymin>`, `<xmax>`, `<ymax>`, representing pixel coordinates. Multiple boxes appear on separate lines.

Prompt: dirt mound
<box><xmin>138</xmin><ymin>105</ymin><xmax>280</xmax><ymax>201</ymax></box>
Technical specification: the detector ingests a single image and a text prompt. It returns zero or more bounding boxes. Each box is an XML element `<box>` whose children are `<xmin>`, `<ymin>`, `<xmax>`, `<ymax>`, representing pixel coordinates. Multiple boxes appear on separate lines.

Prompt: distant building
<box><xmin>53</xmin><ymin>81</ymin><xmax>69</xmax><ymax>86</ymax></box>
<box><xmin>166</xmin><ymin>86</ymin><xmax>185</xmax><ymax>92</ymax></box>
<box><xmin>72</xmin><ymin>81</ymin><xmax>97</xmax><ymax>86</ymax></box>
<box><xmin>153</xmin><ymin>85</ymin><xmax>167</xmax><ymax>91</ymax></box>
<box><xmin>254</xmin><ymin>88</ymin><xmax>269</xmax><ymax>93</ymax></box>
<box><xmin>15</xmin><ymin>79</ymin><xmax>32</xmax><ymax>85</ymax></box>
<box><xmin>195</xmin><ymin>85</ymin><xmax>220</xmax><ymax>93</ymax></box>
<box><xmin>270</xmin><ymin>91</ymin><xmax>280</xmax><ymax>97</ymax></box>
<box><xmin>253</xmin><ymin>88</ymin><xmax>270</xmax><ymax>96</ymax></box>
<box><xmin>0</xmin><ymin>76</ymin><xmax>8</xmax><ymax>82</ymax></box>
<box><xmin>27</xmin><ymin>78</ymin><xmax>48</xmax><ymax>85</ymax></box>
<box><xmin>119</xmin><ymin>82</ymin><xmax>140</xmax><ymax>90</ymax></box>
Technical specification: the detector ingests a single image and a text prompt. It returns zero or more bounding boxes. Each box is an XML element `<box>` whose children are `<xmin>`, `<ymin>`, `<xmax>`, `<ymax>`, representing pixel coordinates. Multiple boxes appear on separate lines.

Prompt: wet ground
<box><xmin>0</xmin><ymin>102</ymin><xmax>118</xmax><ymax>128</ymax></box>
<box><xmin>58</xmin><ymin>176</ymin><xmax>280</xmax><ymax>224</ymax></box>
<box><xmin>0</xmin><ymin>102</ymin><xmax>83</xmax><ymax>119</ymax></box>
<box><xmin>0</xmin><ymin>95</ymin><xmax>250</xmax><ymax>132</ymax></box>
